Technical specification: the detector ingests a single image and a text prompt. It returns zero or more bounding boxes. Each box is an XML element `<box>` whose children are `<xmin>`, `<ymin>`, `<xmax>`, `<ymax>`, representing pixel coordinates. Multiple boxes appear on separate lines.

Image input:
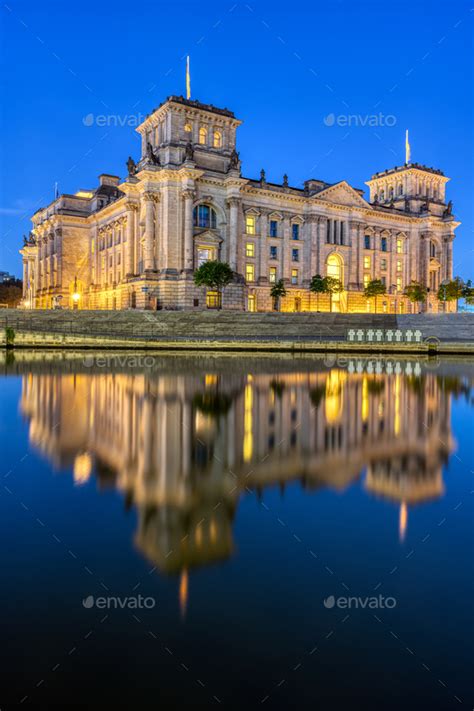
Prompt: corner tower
<box><xmin>135</xmin><ymin>95</ymin><xmax>242</xmax><ymax>173</ymax></box>
<box><xmin>366</xmin><ymin>164</ymin><xmax>450</xmax><ymax>217</ymax></box>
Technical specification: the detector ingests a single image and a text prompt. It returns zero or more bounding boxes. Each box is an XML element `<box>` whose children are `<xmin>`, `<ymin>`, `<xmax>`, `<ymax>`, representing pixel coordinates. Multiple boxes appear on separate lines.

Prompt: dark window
<box><xmin>269</xmin><ymin>220</ymin><xmax>278</xmax><ymax>237</ymax></box>
<box><xmin>269</xmin><ymin>245</ymin><xmax>278</xmax><ymax>259</ymax></box>
<box><xmin>381</xmin><ymin>237</ymin><xmax>387</xmax><ymax>252</ymax></box>
<box><xmin>193</xmin><ymin>298</ymin><xmax>199</xmax><ymax>307</ymax></box>
<box><xmin>340</xmin><ymin>222</ymin><xmax>344</xmax><ymax>245</ymax></box>
<box><xmin>327</xmin><ymin>220</ymin><xmax>331</xmax><ymax>243</ymax></box>
<box><xmin>292</xmin><ymin>249</ymin><xmax>299</xmax><ymax>262</ymax></box>
<box><xmin>193</xmin><ymin>204</ymin><xmax>217</xmax><ymax>229</ymax></box>
<box><xmin>292</xmin><ymin>223</ymin><xmax>300</xmax><ymax>240</ymax></box>
<box><xmin>364</xmin><ymin>235</ymin><xmax>371</xmax><ymax>249</ymax></box>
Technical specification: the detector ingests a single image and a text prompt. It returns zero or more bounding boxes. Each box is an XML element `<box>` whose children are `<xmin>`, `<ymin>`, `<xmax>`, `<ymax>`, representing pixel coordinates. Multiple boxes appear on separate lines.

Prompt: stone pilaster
<box><xmin>143</xmin><ymin>192</ymin><xmax>157</xmax><ymax>271</ymax></box>
<box><xmin>125</xmin><ymin>204</ymin><xmax>137</xmax><ymax>276</ymax></box>
<box><xmin>182</xmin><ymin>189</ymin><xmax>195</xmax><ymax>271</ymax></box>
<box><xmin>282</xmin><ymin>214</ymin><xmax>291</xmax><ymax>282</ymax></box>
<box><xmin>227</xmin><ymin>197</ymin><xmax>240</xmax><ymax>272</ymax></box>
<box><xmin>55</xmin><ymin>228</ymin><xmax>62</xmax><ymax>288</ymax></box>
<box><xmin>259</xmin><ymin>210</ymin><xmax>268</xmax><ymax>283</ymax></box>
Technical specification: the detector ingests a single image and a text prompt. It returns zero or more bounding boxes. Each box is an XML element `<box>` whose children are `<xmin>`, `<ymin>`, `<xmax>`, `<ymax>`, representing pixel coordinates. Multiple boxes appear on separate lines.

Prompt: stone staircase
<box><xmin>1</xmin><ymin>309</ymin><xmax>472</xmax><ymax>342</ymax></box>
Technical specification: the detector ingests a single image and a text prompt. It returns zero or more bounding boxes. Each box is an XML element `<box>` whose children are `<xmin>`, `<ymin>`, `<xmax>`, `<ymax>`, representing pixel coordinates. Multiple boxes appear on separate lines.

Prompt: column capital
<box><xmin>182</xmin><ymin>189</ymin><xmax>196</xmax><ymax>201</ymax></box>
<box><xmin>226</xmin><ymin>196</ymin><xmax>241</xmax><ymax>208</ymax></box>
<box><xmin>143</xmin><ymin>191</ymin><xmax>160</xmax><ymax>203</ymax></box>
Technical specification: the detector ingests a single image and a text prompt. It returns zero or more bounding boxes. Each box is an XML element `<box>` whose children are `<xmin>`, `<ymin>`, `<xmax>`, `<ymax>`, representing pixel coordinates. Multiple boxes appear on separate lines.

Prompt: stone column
<box><xmin>182</xmin><ymin>189</ymin><xmax>195</xmax><ymax>271</ymax></box>
<box><xmin>125</xmin><ymin>204</ymin><xmax>136</xmax><ymax>276</ymax></box>
<box><xmin>282</xmin><ymin>214</ymin><xmax>291</xmax><ymax>282</ymax></box>
<box><xmin>348</xmin><ymin>221</ymin><xmax>359</xmax><ymax>288</ymax></box>
<box><xmin>259</xmin><ymin>210</ymin><xmax>268</xmax><ymax>283</ymax></box>
<box><xmin>308</xmin><ymin>216</ymin><xmax>318</xmax><ymax>277</ymax></box>
<box><xmin>316</xmin><ymin>217</ymin><xmax>325</xmax><ymax>275</ymax></box>
<box><xmin>302</xmin><ymin>220</ymin><xmax>311</xmax><ymax>284</ymax></box>
<box><xmin>444</xmin><ymin>235</ymin><xmax>453</xmax><ymax>281</ymax></box>
<box><xmin>227</xmin><ymin>197</ymin><xmax>240</xmax><ymax>271</ymax></box>
<box><xmin>55</xmin><ymin>228</ymin><xmax>62</xmax><ymax>288</ymax></box>
<box><xmin>143</xmin><ymin>193</ymin><xmax>156</xmax><ymax>271</ymax></box>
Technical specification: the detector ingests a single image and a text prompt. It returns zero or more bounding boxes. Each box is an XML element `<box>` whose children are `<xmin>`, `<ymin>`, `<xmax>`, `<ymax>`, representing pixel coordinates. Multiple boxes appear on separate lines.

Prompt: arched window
<box><xmin>193</xmin><ymin>204</ymin><xmax>217</xmax><ymax>229</ymax></box>
<box><xmin>389</xmin><ymin>187</ymin><xmax>394</xmax><ymax>199</ymax></box>
<box><xmin>398</xmin><ymin>183</ymin><xmax>403</xmax><ymax>196</ymax></box>
<box><xmin>184</xmin><ymin>122</ymin><xmax>192</xmax><ymax>133</ymax></box>
<box><xmin>380</xmin><ymin>190</ymin><xmax>385</xmax><ymax>201</ymax></box>
<box><xmin>198</xmin><ymin>126</ymin><xmax>207</xmax><ymax>145</ymax></box>
<box><xmin>213</xmin><ymin>130</ymin><xmax>222</xmax><ymax>148</ymax></box>
<box><xmin>327</xmin><ymin>253</ymin><xmax>343</xmax><ymax>283</ymax></box>
<box><xmin>430</xmin><ymin>240</ymin><xmax>436</xmax><ymax>259</ymax></box>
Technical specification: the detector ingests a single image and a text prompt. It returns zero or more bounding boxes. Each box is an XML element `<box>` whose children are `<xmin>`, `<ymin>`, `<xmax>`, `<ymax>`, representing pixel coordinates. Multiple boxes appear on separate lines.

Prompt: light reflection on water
<box><xmin>19</xmin><ymin>357</ymin><xmax>464</xmax><ymax>573</ymax></box>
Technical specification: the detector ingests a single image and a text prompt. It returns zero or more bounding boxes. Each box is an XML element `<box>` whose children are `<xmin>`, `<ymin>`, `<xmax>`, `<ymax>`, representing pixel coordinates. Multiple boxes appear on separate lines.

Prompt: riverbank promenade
<box><xmin>1</xmin><ymin>310</ymin><xmax>474</xmax><ymax>354</ymax></box>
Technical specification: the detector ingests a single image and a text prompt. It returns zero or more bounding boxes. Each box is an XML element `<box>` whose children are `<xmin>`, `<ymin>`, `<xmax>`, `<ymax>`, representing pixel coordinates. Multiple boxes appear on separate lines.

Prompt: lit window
<box><xmin>193</xmin><ymin>205</ymin><xmax>217</xmax><ymax>229</ymax></box>
<box><xmin>197</xmin><ymin>248</ymin><xmax>214</xmax><ymax>266</ymax></box>
<box><xmin>246</xmin><ymin>263</ymin><xmax>255</xmax><ymax>282</ymax></box>
<box><xmin>206</xmin><ymin>291</ymin><xmax>220</xmax><ymax>309</ymax></box>
<box><xmin>364</xmin><ymin>273</ymin><xmax>370</xmax><ymax>287</ymax></box>
<box><xmin>213</xmin><ymin>130</ymin><xmax>222</xmax><ymax>148</ymax></box>
<box><xmin>380</xmin><ymin>258</ymin><xmax>387</xmax><ymax>271</ymax></box>
<box><xmin>396</xmin><ymin>276</ymin><xmax>402</xmax><ymax>291</ymax></box>
<box><xmin>246</xmin><ymin>242</ymin><xmax>255</xmax><ymax>258</ymax></box>
<box><xmin>269</xmin><ymin>220</ymin><xmax>278</xmax><ymax>237</ymax></box>
<box><xmin>396</xmin><ymin>239</ymin><xmax>402</xmax><ymax>254</ymax></box>
<box><xmin>292</xmin><ymin>248</ymin><xmax>299</xmax><ymax>262</ymax></box>
<box><xmin>364</xmin><ymin>256</ymin><xmax>371</xmax><ymax>269</ymax></box>
<box><xmin>397</xmin><ymin>259</ymin><xmax>402</xmax><ymax>272</ymax></box>
<box><xmin>198</xmin><ymin>126</ymin><xmax>207</xmax><ymax>144</ymax></box>
<box><xmin>184</xmin><ymin>122</ymin><xmax>192</xmax><ymax>133</ymax></box>
<box><xmin>269</xmin><ymin>245</ymin><xmax>277</xmax><ymax>260</ymax></box>
<box><xmin>246</xmin><ymin>215</ymin><xmax>256</xmax><ymax>235</ymax></box>
<box><xmin>269</xmin><ymin>267</ymin><xmax>277</xmax><ymax>283</ymax></box>
<box><xmin>381</xmin><ymin>237</ymin><xmax>387</xmax><ymax>252</ymax></box>
<box><xmin>292</xmin><ymin>223</ymin><xmax>299</xmax><ymax>240</ymax></box>
<box><xmin>291</xmin><ymin>269</ymin><xmax>298</xmax><ymax>285</ymax></box>
<box><xmin>364</xmin><ymin>235</ymin><xmax>371</xmax><ymax>249</ymax></box>
<box><xmin>248</xmin><ymin>294</ymin><xmax>256</xmax><ymax>312</ymax></box>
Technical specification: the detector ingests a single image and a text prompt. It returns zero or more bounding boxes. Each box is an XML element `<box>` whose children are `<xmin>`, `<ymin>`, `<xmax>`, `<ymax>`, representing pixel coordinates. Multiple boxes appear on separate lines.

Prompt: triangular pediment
<box><xmin>313</xmin><ymin>181</ymin><xmax>370</xmax><ymax>208</ymax></box>
<box><xmin>194</xmin><ymin>230</ymin><xmax>222</xmax><ymax>245</ymax></box>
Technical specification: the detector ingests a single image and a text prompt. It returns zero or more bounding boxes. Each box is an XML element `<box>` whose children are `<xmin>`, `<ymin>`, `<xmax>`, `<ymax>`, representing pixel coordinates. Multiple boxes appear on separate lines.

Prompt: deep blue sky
<box><xmin>1</xmin><ymin>0</ymin><xmax>473</xmax><ymax>279</ymax></box>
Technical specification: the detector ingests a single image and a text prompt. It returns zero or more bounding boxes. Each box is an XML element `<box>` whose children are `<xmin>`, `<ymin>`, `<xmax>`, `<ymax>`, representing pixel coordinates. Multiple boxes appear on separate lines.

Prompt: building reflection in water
<box><xmin>20</xmin><ymin>363</ymin><xmax>465</xmax><ymax>605</ymax></box>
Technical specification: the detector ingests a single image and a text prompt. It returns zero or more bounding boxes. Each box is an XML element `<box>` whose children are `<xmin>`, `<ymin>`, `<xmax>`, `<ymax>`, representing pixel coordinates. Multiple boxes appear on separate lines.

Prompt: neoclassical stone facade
<box><xmin>20</xmin><ymin>95</ymin><xmax>459</xmax><ymax>312</ymax></box>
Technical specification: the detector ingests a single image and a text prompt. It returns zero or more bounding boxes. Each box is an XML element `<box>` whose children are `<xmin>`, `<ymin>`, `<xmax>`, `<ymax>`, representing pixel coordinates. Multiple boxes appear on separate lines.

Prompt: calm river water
<box><xmin>1</xmin><ymin>352</ymin><xmax>473</xmax><ymax>709</ymax></box>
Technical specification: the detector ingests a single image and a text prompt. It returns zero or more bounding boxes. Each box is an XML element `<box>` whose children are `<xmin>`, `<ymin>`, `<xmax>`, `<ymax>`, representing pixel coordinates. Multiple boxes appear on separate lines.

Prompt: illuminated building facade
<box><xmin>20</xmin><ymin>95</ymin><xmax>459</xmax><ymax>312</ymax></box>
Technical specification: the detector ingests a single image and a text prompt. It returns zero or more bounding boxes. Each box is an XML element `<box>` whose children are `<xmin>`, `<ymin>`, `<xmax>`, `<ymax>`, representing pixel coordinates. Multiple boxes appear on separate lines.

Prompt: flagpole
<box><xmin>186</xmin><ymin>56</ymin><xmax>191</xmax><ymax>100</ymax></box>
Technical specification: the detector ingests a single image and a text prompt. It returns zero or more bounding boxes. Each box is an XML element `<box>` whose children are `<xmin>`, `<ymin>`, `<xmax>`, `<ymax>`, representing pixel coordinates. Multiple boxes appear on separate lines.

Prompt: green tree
<box><xmin>437</xmin><ymin>277</ymin><xmax>464</xmax><ymax>312</ymax></box>
<box><xmin>324</xmin><ymin>276</ymin><xmax>343</xmax><ymax>313</ymax></box>
<box><xmin>193</xmin><ymin>260</ymin><xmax>233</xmax><ymax>309</ymax></box>
<box><xmin>462</xmin><ymin>279</ymin><xmax>474</xmax><ymax>306</ymax></box>
<box><xmin>270</xmin><ymin>279</ymin><xmax>287</xmax><ymax>311</ymax></box>
<box><xmin>404</xmin><ymin>281</ymin><xmax>428</xmax><ymax>313</ymax></box>
<box><xmin>310</xmin><ymin>274</ymin><xmax>327</xmax><ymax>311</ymax></box>
<box><xmin>363</xmin><ymin>278</ymin><xmax>387</xmax><ymax>314</ymax></box>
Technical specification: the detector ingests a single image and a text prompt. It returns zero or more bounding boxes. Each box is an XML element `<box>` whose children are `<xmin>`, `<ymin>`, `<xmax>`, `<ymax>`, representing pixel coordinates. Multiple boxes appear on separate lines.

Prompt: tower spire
<box><xmin>186</xmin><ymin>56</ymin><xmax>191</xmax><ymax>100</ymax></box>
